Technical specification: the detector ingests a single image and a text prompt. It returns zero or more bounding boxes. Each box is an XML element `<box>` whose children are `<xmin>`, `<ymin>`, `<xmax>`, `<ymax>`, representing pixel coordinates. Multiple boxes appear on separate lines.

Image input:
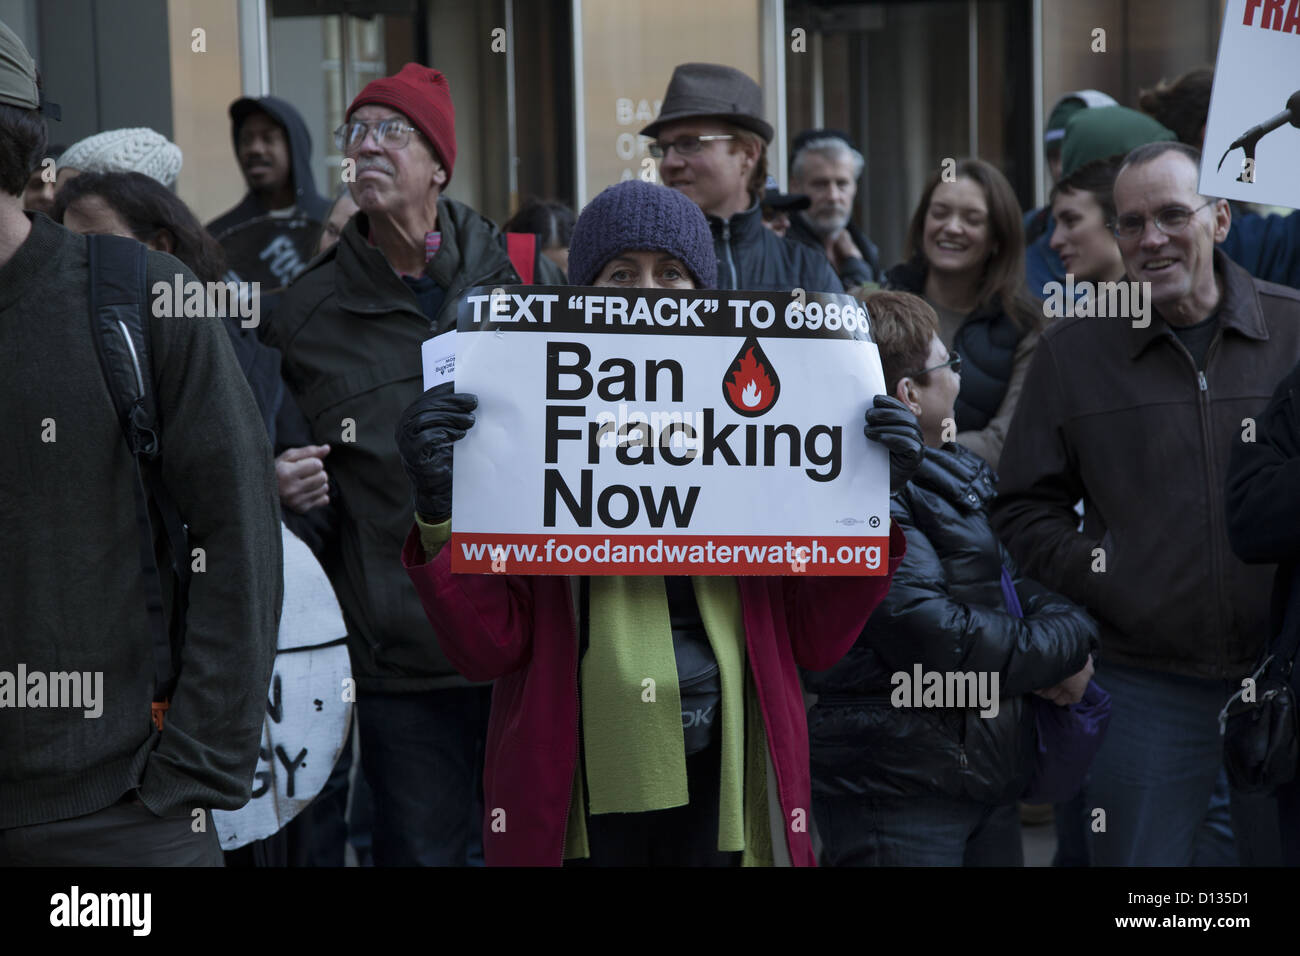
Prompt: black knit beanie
<box><xmin>568</xmin><ymin>180</ymin><xmax>717</xmax><ymax>288</ymax></box>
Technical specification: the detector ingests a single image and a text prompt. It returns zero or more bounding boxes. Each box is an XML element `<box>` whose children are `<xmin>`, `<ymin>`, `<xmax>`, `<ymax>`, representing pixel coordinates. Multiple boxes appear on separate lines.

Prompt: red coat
<box><xmin>402</xmin><ymin>525</ymin><xmax>905</xmax><ymax>865</ymax></box>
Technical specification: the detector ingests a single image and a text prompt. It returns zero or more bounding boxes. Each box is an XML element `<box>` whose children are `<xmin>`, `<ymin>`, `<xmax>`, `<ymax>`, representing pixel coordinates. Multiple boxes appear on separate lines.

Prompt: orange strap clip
<box><xmin>151</xmin><ymin>700</ymin><xmax>170</xmax><ymax>732</ymax></box>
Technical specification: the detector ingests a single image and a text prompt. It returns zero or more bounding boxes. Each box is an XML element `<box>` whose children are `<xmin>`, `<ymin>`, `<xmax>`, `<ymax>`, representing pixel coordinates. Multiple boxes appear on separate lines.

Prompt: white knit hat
<box><xmin>58</xmin><ymin>127</ymin><xmax>184</xmax><ymax>188</ymax></box>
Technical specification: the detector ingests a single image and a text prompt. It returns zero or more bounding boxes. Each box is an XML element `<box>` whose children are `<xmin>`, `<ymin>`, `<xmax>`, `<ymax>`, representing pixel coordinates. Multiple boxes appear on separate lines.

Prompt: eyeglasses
<box><xmin>905</xmin><ymin>352</ymin><xmax>962</xmax><ymax>378</ymax></box>
<box><xmin>647</xmin><ymin>134</ymin><xmax>735</xmax><ymax>159</ymax></box>
<box><xmin>1109</xmin><ymin>199</ymin><xmax>1217</xmax><ymax>241</ymax></box>
<box><xmin>334</xmin><ymin>118</ymin><xmax>419</xmax><ymax>153</ymax></box>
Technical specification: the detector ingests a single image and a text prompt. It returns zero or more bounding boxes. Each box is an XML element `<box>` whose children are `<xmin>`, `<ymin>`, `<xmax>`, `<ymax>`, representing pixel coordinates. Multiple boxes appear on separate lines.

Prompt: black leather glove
<box><xmin>395</xmin><ymin>383</ymin><xmax>479</xmax><ymax>522</ymax></box>
<box><xmin>864</xmin><ymin>394</ymin><xmax>924</xmax><ymax>493</ymax></box>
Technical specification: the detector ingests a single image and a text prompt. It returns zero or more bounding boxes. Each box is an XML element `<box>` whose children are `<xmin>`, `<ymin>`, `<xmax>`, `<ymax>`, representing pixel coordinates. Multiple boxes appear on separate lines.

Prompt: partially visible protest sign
<box><xmin>432</xmin><ymin>286</ymin><xmax>890</xmax><ymax>576</ymax></box>
<box><xmin>213</xmin><ymin>525</ymin><xmax>352</xmax><ymax>850</ymax></box>
<box><xmin>1200</xmin><ymin>0</ymin><xmax>1300</xmax><ymax>208</ymax></box>
<box><xmin>423</xmin><ymin>330</ymin><xmax>456</xmax><ymax>389</ymax></box>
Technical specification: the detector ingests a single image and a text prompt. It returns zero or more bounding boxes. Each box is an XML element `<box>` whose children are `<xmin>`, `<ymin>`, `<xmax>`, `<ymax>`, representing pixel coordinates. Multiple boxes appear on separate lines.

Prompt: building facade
<box><xmin>4</xmin><ymin>0</ymin><xmax>1225</xmax><ymax>268</ymax></box>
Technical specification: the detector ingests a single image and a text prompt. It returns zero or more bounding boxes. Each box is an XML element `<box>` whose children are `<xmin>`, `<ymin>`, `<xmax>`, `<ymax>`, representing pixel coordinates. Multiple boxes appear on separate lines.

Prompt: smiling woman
<box><xmin>883</xmin><ymin>158</ymin><xmax>1041</xmax><ymax>470</ymax></box>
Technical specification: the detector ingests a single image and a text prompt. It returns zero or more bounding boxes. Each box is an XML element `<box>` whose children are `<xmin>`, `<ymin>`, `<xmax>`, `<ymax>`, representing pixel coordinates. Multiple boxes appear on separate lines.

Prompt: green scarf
<box><xmin>568</xmin><ymin>575</ymin><xmax>758</xmax><ymax>857</ymax></box>
<box><xmin>411</xmin><ymin>516</ymin><xmax>773</xmax><ymax>863</ymax></box>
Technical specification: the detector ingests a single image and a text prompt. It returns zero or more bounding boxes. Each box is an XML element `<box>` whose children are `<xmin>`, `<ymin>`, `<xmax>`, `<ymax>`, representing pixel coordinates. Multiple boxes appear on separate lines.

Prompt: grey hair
<box><xmin>791</xmin><ymin>136</ymin><xmax>864</xmax><ymax>183</ymax></box>
<box><xmin>1118</xmin><ymin>140</ymin><xmax>1201</xmax><ymax>175</ymax></box>
<box><xmin>1116</xmin><ymin>140</ymin><xmax>1213</xmax><ymax>202</ymax></box>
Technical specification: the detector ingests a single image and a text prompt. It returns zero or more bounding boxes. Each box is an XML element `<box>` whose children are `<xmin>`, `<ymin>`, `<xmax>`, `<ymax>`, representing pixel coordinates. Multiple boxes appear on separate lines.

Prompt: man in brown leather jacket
<box><xmin>993</xmin><ymin>141</ymin><xmax>1300</xmax><ymax>867</ymax></box>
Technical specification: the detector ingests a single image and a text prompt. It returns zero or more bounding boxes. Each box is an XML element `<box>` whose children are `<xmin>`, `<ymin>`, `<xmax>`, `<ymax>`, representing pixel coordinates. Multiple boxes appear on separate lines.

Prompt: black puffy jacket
<box><xmin>707</xmin><ymin>199</ymin><xmax>844</xmax><ymax>293</ymax></box>
<box><xmin>804</xmin><ymin>443</ymin><xmax>1098</xmax><ymax>805</ymax></box>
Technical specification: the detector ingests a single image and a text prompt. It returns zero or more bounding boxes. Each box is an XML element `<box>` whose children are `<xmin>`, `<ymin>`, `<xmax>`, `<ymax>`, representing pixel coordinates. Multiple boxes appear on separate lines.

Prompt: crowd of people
<box><xmin>3</xmin><ymin>14</ymin><xmax>1300</xmax><ymax>868</ymax></box>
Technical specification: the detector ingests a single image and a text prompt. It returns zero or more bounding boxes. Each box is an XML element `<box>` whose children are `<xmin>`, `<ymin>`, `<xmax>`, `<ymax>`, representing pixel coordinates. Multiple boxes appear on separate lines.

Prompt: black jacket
<box><xmin>805</xmin><ymin>444</ymin><xmax>1097</xmax><ymax>805</ymax></box>
<box><xmin>885</xmin><ymin>258</ymin><xmax>1026</xmax><ymax>433</ymax></box>
<box><xmin>785</xmin><ymin>213</ymin><xmax>882</xmax><ymax>287</ymax></box>
<box><xmin>707</xmin><ymin>200</ymin><xmax>843</xmax><ymax>293</ymax></box>
<box><xmin>1226</xmin><ymin>357</ymin><xmax>1300</xmax><ymax>665</ymax></box>
<box><xmin>219</xmin><ymin>315</ymin><xmax>285</xmax><ymax>446</ymax></box>
<box><xmin>264</xmin><ymin>197</ymin><xmax>566</xmax><ymax>692</ymax></box>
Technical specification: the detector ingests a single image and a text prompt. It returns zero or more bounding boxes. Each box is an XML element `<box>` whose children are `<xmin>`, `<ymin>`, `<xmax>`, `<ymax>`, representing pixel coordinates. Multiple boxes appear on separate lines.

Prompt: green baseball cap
<box><xmin>0</xmin><ymin>19</ymin><xmax>39</xmax><ymax>111</ymax></box>
<box><xmin>1061</xmin><ymin>106</ymin><xmax>1176</xmax><ymax>179</ymax></box>
<box><xmin>1045</xmin><ymin>89</ymin><xmax>1118</xmax><ymax>149</ymax></box>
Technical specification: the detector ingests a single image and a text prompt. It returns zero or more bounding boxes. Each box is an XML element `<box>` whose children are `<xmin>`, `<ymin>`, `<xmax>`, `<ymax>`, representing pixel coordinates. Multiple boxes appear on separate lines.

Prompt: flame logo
<box><xmin>722</xmin><ymin>337</ymin><xmax>780</xmax><ymax>416</ymax></box>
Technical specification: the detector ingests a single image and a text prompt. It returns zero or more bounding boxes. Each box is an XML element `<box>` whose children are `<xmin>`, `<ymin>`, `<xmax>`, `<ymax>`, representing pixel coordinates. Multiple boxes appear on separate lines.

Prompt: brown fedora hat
<box><xmin>640</xmin><ymin>62</ymin><xmax>774</xmax><ymax>143</ymax></box>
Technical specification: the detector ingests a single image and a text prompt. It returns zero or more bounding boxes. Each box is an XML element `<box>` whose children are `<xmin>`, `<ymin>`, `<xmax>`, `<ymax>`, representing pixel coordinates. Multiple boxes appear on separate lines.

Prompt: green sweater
<box><xmin>0</xmin><ymin>213</ymin><xmax>283</xmax><ymax>828</ymax></box>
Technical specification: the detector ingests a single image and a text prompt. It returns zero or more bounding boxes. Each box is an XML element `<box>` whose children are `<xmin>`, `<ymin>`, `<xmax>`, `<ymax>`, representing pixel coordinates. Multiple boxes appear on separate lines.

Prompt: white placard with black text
<box><xmin>429</xmin><ymin>286</ymin><xmax>891</xmax><ymax>576</ymax></box>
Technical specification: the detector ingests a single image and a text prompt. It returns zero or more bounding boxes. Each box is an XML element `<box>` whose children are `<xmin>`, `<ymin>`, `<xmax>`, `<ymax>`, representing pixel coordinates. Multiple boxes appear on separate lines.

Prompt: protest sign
<box><xmin>1200</xmin><ymin>0</ymin><xmax>1300</xmax><ymax>208</ymax></box>
<box><xmin>423</xmin><ymin>330</ymin><xmax>456</xmax><ymax>389</ymax></box>
<box><xmin>213</xmin><ymin>525</ymin><xmax>351</xmax><ymax>850</ymax></box>
<box><xmin>434</xmin><ymin>286</ymin><xmax>890</xmax><ymax>576</ymax></box>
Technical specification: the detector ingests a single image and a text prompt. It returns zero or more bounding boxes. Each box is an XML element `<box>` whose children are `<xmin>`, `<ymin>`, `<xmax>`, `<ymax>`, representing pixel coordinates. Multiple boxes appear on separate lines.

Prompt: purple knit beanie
<box><xmin>568</xmin><ymin>180</ymin><xmax>716</xmax><ymax>288</ymax></box>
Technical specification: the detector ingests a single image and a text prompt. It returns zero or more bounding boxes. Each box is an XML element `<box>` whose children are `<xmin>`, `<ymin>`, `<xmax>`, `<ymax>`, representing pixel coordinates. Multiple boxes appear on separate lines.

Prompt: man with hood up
<box><xmin>208</xmin><ymin>96</ymin><xmax>331</xmax><ymax>295</ymax></box>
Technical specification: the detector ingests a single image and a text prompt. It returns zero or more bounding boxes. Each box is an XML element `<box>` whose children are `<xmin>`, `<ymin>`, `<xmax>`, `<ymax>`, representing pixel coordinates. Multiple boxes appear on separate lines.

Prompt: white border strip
<box><xmin>763</xmin><ymin>0</ymin><xmax>788</xmax><ymax>189</ymax></box>
<box><xmin>1032</xmin><ymin>0</ymin><xmax>1045</xmax><ymax>207</ymax></box>
<box><xmin>572</xmin><ymin>0</ymin><xmax>587</xmax><ymax>208</ymax></box>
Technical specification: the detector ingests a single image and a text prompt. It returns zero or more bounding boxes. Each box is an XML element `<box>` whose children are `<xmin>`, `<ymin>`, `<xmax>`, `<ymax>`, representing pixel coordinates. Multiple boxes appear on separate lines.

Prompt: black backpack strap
<box><xmin>87</xmin><ymin>235</ymin><xmax>188</xmax><ymax>730</ymax></box>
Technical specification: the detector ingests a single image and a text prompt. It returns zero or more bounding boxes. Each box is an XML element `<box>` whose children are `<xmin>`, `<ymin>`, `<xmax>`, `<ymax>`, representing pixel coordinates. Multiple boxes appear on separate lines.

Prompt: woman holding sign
<box><xmin>396</xmin><ymin>180</ymin><xmax>923</xmax><ymax>866</ymax></box>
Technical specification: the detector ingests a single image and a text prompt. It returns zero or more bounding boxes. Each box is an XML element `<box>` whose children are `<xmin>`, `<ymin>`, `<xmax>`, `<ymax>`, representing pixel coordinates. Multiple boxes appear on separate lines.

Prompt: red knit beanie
<box><xmin>347</xmin><ymin>63</ymin><xmax>457</xmax><ymax>183</ymax></box>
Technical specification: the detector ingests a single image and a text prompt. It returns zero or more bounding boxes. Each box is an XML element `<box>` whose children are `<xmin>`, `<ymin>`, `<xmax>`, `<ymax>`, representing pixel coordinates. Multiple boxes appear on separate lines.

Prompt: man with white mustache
<box><xmin>786</xmin><ymin>130</ymin><xmax>882</xmax><ymax>290</ymax></box>
<box><xmin>263</xmin><ymin>64</ymin><xmax>564</xmax><ymax>867</ymax></box>
<box><xmin>993</xmin><ymin>140</ymin><xmax>1300</xmax><ymax>867</ymax></box>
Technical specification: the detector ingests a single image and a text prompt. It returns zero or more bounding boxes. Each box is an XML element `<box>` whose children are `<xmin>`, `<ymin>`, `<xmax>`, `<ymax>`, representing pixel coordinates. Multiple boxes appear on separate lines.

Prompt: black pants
<box><xmin>567</xmin><ymin>741</ymin><xmax>742</xmax><ymax>867</ymax></box>
<box><xmin>0</xmin><ymin>792</ymin><xmax>223</xmax><ymax>866</ymax></box>
<box><xmin>356</xmin><ymin>686</ymin><xmax>490</xmax><ymax>866</ymax></box>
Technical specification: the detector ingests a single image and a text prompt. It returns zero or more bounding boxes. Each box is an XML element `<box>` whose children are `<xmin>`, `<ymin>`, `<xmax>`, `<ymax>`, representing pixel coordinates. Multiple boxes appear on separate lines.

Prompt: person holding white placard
<box><xmin>397</xmin><ymin>180</ymin><xmax>923</xmax><ymax>866</ymax></box>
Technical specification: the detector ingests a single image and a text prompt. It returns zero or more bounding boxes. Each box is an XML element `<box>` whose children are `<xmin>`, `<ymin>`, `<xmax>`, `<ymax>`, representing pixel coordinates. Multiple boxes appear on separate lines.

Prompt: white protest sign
<box><xmin>213</xmin><ymin>524</ymin><xmax>352</xmax><ymax>850</ymax></box>
<box><xmin>422</xmin><ymin>330</ymin><xmax>456</xmax><ymax>390</ymax></box>
<box><xmin>436</xmin><ymin>286</ymin><xmax>890</xmax><ymax>576</ymax></box>
<box><xmin>1201</xmin><ymin>0</ymin><xmax>1300</xmax><ymax>207</ymax></box>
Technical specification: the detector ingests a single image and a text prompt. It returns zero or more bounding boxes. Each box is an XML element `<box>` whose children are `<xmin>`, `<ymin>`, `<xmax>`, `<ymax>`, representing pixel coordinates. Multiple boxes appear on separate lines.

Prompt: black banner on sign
<box><xmin>455</xmin><ymin>285</ymin><xmax>875</xmax><ymax>341</ymax></box>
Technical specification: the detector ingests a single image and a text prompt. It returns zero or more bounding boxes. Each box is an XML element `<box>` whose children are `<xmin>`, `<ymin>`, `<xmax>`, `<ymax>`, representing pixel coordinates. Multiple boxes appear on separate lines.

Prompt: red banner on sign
<box><xmin>450</xmin><ymin>532</ymin><xmax>890</xmax><ymax>576</ymax></box>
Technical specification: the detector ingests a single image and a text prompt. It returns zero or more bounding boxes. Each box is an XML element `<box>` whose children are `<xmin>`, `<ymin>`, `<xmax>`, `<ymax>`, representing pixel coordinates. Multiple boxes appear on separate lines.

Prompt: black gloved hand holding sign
<box><xmin>864</xmin><ymin>394</ymin><xmax>924</xmax><ymax>493</ymax></box>
<box><xmin>395</xmin><ymin>383</ymin><xmax>479</xmax><ymax>522</ymax></box>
